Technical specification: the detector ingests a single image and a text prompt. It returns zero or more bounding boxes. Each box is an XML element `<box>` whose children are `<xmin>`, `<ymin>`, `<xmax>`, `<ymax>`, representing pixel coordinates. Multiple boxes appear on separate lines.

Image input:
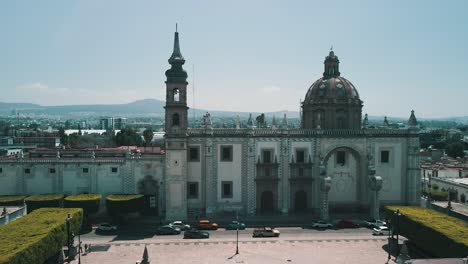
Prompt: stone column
<box><xmin>246</xmin><ymin>138</ymin><xmax>256</xmax><ymax>216</ymax></box>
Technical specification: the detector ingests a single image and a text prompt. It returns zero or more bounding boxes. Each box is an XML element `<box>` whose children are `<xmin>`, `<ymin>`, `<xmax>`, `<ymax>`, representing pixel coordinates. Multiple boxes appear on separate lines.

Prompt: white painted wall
<box><xmin>96</xmin><ymin>165</ymin><xmax>123</xmax><ymax>196</ymax></box>
<box><xmin>375</xmin><ymin>142</ymin><xmax>403</xmax><ymax>201</ymax></box>
<box><xmin>217</xmin><ymin>143</ymin><xmax>242</xmax><ymax>203</ymax></box>
<box><xmin>0</xmin><ymin>167</ymin><xmax>16</xmax><ymax>195</ymax></box>
<box><xmin>25</xmin><ymin>166</ymin><xmax>54</xmax><ymax>194</ymax></box>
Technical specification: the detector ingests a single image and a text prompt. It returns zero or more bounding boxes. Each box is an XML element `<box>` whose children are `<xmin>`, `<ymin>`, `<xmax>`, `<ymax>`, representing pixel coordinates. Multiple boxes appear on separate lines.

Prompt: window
<box><xmin>172</xmin><ymin>113</ymin><xmax>180</xmax><ymax>126</ymax></box>
<box><xmin>25</xmin><ymin>168</ymin><xmax>31</xmax><ymax>174</ymax></box>
<box><xmin>0</xmin><ymin>168</ymin><xmax>2</xmax><ymax>173</ymax></box>
<box><xmin>222</xmin><ymin>181</ymin><xmax>233</xmax><ymax>198</ymax></box>
<box><xmin>381</xmin><ymin>150</ymin><xmax>390</xmax><ymax>163</ymax></box>
<box><xmin>262</xmin><ymin>149</ymin><xmax>272</xmax><ymax>163</ymax></box>
<box><xmin>83</xmin><ymin>168</ymin><xmax>89</xmax><ymax>173</ymax></box>
<box><xmin>296</xmin><ymin>149</ymin><xmax>305</xmax><ymax>163</ymax></box>
<box><xmin>111</xmin><ymin>167</ymin><xmax>118</xmax><ymax>173</ymax></box>
<box><xmin>298</xmin><ymin>167</ymin><xmax>304</xmax><ymax>177</ymax></box>
<box><xmin>173</xmin><ymin>88</ymin><xmax>180</xmax><ymax>102</ymax></box>
<box><xmin>220</xmin><ymin>145</ymin><xmax>233</xmax><ymax>162</ymax></box>
<box><xmin>187</xmin><ymin>182</ymin><xmax>198</xmax><ymax>199</ymax></box>
<box><xmin>49</xmin><ymin>168</ymin><xmax>56</xmax><ymax>174</ymax></box>
<box><xmin>189</xmin><ymin>147</ymin><xmax>200</xmax><ymax>162</ymax></box>
<box><xmin>264</xmin><ymin>167</ymin><xmax>271</xmax><ymax>177</ymax></box>
<box><xmin>336</xmin><ymin>151</ymin><xmax>346</xmax><ymax>166</ymax></box>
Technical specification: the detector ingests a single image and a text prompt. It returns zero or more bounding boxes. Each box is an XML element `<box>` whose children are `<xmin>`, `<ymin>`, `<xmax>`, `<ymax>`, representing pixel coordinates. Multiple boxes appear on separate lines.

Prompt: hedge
<box><xmin>384</xmin><ymin>206</ymin><xmax>468</xmax><ymax>258</ymax></box>
<box><xmin>106</xmin><ymin>194</ymin><xmax>144</xmax><ymax>215</ymax></box>
<box><xmin>0</xmin><ymin>208</ymin><xmax>83</xmax><ymax>264</ymax></box>
<box><xmin>25</xmin><ymin>194</ymin><xmax>64</xmax><ymax>213</ymax></box>
<box><xmin>0</xmin><ymin>196</ymin><xmax>27</xmax><ymax>206</ymax></box>
<box><xmin>64</xmin><ymin>194</ymin><xmax>101</xmax><ymax>215</ymax></box>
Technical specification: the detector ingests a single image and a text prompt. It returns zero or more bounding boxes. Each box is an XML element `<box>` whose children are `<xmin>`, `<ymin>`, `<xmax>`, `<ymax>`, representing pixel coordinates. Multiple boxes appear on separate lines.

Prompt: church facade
<box><xmin>163</xmin><ymin>31</ymin><xmax>421</xmax><ymax>221</ymax></box>
<box><xmin>0</xmin><ymin>31</ymin><xmax>421</xmax><ymax>222</ymax></box>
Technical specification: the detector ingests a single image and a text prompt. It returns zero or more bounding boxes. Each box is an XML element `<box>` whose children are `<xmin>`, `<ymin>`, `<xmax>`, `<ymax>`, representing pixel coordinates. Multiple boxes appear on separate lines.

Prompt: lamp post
<box><xmin>78</xmin><ymin>226</ymin><xmax>82</xmax><ymax>264</ymax></box>
<box><xmin>394</xmin><ymin>209</ymin><xmax>401</xmax><ymax>259</ymax></box>
<box><xmin>66</xmin><ymin>213</ymin><xmax>72</xmax><ymax>258</ymax></box>
<box><xmin>235</xmin><ymin>212</ymin><xmax>239</xmax><ymax>255</ymax></box>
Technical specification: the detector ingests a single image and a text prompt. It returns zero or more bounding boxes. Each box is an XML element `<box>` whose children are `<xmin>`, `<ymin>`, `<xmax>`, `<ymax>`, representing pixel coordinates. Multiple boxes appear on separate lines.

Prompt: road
<box><xmin>80</xmin><ymin>226</ymin><xmax>384</xmax><ymax>245</ymax></box>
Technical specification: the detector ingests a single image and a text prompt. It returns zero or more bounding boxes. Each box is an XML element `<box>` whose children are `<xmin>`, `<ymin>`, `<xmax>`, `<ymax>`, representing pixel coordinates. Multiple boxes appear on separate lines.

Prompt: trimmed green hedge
<box><xmin>0</xmin><ymin>196</ymin><xmax>27</xmax><ymax>206</ymax></box>
<box><xmin>25</xmin><ymin>194</ymin><xmax>64</xmax><ymax>213</ymax></box>
<box><xmin>0</xmin><ymin>208</ymin><xmax>83</xmax><ymax>264</ymax></box>
<box><xmin>106</xmin><ymin>194</ymin><xmax>144</xmax><ymax>215</ymax></box>
<box><xmin>64</xmin><ymin>194</ymin><xmax>101</xmax><ymax>215</ymax></box>
<box><xmin>384</xmin><ymin>206</ymin><xmax>468</xmax><ymax>258</ymax></box>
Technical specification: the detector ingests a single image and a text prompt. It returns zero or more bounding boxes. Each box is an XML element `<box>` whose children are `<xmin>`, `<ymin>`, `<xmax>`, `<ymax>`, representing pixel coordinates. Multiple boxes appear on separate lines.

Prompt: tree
<box><xmin>445</xmin><ymin>142</ymin><xmax>465</xmax><ymax>158</ymax></box>
<box><xmin>114</xmin><ymin>128</ymin><xmax>144</xmax><ymax>146</ymax></box>
<box><xmin>143</xmin><ymin>129</ymin><xmax>154</xmax><ymax>146</ymax></box>
<box><xmin>58</xmin><ymin>127</ymin><xmax>68</xmax><ymax>146</ymax></box>
<box><xmin>68</xmin><ymin>133</ymin><xmax>80</xmax><ymax>148</ymax></box>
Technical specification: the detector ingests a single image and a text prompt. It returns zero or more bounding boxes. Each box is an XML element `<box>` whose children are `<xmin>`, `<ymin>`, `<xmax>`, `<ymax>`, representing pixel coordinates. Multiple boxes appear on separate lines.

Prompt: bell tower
<box><xmin>165</xmin><ymin>28</ymin><xmax>188</xmax><ymax>136</ymax></box>
<box><xmin>164</xmin><ymin>28</ymin><xmax>188</xmax><ymax>221</ymax></box>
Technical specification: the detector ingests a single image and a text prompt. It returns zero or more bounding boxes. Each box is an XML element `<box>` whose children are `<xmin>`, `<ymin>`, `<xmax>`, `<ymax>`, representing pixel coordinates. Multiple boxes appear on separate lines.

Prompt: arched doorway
<box><xmin>294</xmin><ymin>190</ymin><xmax>307</xmax><ymax>211</ymax></box>
<box><xmin>260</xmin><ymin>191</ymin><xmax>274</xmax><ymax>212</ymax></box>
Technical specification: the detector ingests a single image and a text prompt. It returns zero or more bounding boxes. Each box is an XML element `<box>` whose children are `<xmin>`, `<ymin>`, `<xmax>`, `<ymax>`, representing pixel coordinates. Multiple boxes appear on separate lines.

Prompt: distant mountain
<box><xmin>0</xmin><ymin>99</ymin><xmax>466</xmax><ymax>123</ymax></box>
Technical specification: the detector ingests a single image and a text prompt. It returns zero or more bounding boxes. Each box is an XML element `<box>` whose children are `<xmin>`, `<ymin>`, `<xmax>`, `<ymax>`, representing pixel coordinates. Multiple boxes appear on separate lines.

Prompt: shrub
<box><xmin>461</xmin><ymin>193</ymin><xmax>466</xmax><ymax>204</ymax></box>
<box><xmin>432</xmin><ymin>183</ymin><xmax>439</xmax><ymax>190</ymax></box>
<box><xmin>25</xmin><ymin>194</ymin><xmax>64</xmax><ymax>213</ymax></box>
<box><xmin>106</xmin><ymin>194</ymin><xmax>144</xmax><ymax>215</ymax></box>
<box><xmin>64</xmin><ymin>194</ymin><xmax>101</xmax><ymax>215</ymax></box>
<box><xmin>384</xmin><ymin>206</ymin><xmax>468</xmax><ymax>258</ymax></box>
<box><xmin>0</xmin><ymin>196</ymin><xmax>27</xmax><ymax>206</ymax></box>
<box><xmin>0</xmin><ymin>208</ymin><xmax>83</xmax><ymax>264</ymax></box>
<box><xmin>430</xmin><ymin>190</ymin><xmax>449</xmax><ymax>201</ymax></box>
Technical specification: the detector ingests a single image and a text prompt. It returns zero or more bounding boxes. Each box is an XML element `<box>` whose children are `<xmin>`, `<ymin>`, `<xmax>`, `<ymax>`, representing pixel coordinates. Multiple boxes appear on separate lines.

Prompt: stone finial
<box><xmin>408</xmin><ymin>110</ymin><xmax>418</xmax><ymax>127</ymax></box>
<box><xmin>247</xmin><ymin>113</ymin><xmax>254</xmax><ymax>128</ymax></box>
<box><xmin>362</xmin><ymin>113</ymin><xmax>369</xmax><ymax>129</ymax></box>
<box><xmin>281</xmin><ymin>113</ymin><xmax>288</xmax><ymax>129</ymax></box>
<box><xmin>271</xmin><ymin>115</ymin><xmax>277</xmax><ymax>130</ymax></box>
<box><xmin>202</xmin><ymin>112</ymin><xmax>212</xmax><ymax>129</ymax></box>
<box><xmin>56</xmin><ymin>151</ymin><xmax>60</xmax><ymax>159</ymax></box>
<box><xmin>383</xmin><ymin>116</ymin><xmax>389</xmax><ymax>128</ymax></box>
<box><xmin>91</xmin><ymin>151</ymin><xmax>96</xmax><ymax>159</ymax></box>
<box><xmin>235</xmin><ymin>115</ymin><xmax>241</xmax><ymax>129</ymax></box>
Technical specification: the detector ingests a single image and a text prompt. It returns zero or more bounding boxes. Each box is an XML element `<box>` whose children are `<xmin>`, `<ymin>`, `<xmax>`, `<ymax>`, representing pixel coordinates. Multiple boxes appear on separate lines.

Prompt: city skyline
<box><xmin>1</xmin><ymin>0</ymin><xmax>467</xmax><ymax>118</ymax></box>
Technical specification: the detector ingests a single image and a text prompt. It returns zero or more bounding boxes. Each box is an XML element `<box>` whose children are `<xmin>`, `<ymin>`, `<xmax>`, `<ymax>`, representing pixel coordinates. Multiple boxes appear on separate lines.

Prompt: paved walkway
<box><xmin>72</xmin><ymin>238</ymin><xmax>393</xmax><ymax>264</ymax></box>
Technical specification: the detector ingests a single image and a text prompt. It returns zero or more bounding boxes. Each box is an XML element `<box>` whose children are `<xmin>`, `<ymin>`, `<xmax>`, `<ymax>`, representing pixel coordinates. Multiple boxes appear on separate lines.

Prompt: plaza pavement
<box><xmin>71</xmin><ymin>228</ymin><xmax>398</xmax><ymax>264</ymax></box>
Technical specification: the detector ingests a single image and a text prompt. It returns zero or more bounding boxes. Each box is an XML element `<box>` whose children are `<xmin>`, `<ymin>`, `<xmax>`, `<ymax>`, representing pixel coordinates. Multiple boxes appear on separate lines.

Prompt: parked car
<box><xmin>226</xmin><ymin>220</ymin><xmax>246</xmax><ymax>230</ymax></box>
<box><xmin>252</xmin><ymin>227</ymin><xmax>280</xmax><ymax>237</ymax></box>
<box><xmin>156</xmin><ymin>225</ymin><xmax>181</xmax><ymax>235</ymax></box>
<box><xmin>170</xmin><ymin>221</ymin><xmax>191</xmax><ymax>231</ymax></box>
<box><xmin>311</xmin><ymin>220</ymin><xmax>333</xmax><ymax>229</ymax></box>
<box><xmin>364</xmin><ymin>219</ymin><xmax>387</xmax><ymax>229</ymax></box>
<box><xmin>184</xmin><ymin>229</ymin><xmax>210</xmax><ymax>239</ymax></box>
<box><xmin>336</xmin><ymin>219</ymin><xmax>360</xmax><ymax>228</ymax></box>
<box><xmin>198</xmin><ymin>220</ymin><xmax>219</xmax><ymax>230</ymax></box>
<box><xmin>372</xmin><ymin>226</ymin><xmax>390</xmax><ymax>236</ymax></box>
<box><xmin>96</xmin><ymin>223</ymin><xmax>117</xmax><ymax>233</ymax></box>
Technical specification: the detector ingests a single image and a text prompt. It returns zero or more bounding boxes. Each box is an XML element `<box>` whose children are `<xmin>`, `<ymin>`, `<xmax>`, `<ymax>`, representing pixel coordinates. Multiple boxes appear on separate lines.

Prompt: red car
<box><xmin>336</xmin><ymin>219</ymin><xmax>359</xmax><ymax>228</ymax></box>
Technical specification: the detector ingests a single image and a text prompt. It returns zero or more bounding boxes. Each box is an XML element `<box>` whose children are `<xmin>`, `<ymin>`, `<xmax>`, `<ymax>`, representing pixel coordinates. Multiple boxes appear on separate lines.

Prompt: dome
<box><xmin>304</xmin><ymin>76</ymin><xmax>360</xmax><ymax>103</ymax></box>
<box><xmin>301</xmin><ymin>50</ymin><xmax>363</xmax><ymax>130</ymax></box>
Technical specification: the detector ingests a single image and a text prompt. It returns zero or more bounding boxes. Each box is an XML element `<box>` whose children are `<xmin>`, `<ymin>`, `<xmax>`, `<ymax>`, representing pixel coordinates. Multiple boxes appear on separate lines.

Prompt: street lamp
<box><xmin>394</xmin><ymin>209</ymin><xmax>402</xmax><ymax>259</ymax></box>
<box><xmin>235</xmin><ymin>211</ymin><xmax>239</xmax><ymax>255</ymax></box>
<box><xmin>66</xmin><ymin>213</ymin><xmax>72</xmax><ymax>260</ymax></box>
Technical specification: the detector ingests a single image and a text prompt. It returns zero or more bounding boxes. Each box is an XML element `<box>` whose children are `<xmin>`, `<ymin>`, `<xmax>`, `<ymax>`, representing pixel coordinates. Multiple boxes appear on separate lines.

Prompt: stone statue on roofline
<box><xmin>256</xmin><ymin>113</ymin><xmax>266</xmax><ymax>128</ymax></box>
<box><xmin>202</xmin><ymin>112</ymin><xmax>212</xmax><ymax>129</ymax></box>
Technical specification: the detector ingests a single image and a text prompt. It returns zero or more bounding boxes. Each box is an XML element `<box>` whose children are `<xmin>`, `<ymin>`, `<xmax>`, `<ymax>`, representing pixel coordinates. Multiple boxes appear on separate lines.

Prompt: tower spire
<box><xmin>166</xmin><ymin>28</ymin><xmax>187</xmax><ymax>83</ymax></box>
<box><xmin>169</xmin><ymin>27</ymin><xmax>184</xmax><ymax>64</ymax></box>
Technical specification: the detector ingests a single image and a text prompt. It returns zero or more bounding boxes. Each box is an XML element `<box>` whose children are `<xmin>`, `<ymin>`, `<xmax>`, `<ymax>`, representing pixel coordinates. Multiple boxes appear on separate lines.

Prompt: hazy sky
<box><xmin>1</xmin><ymin>1</ymin><xmax>467</xmax><ymax>118</ymax></box>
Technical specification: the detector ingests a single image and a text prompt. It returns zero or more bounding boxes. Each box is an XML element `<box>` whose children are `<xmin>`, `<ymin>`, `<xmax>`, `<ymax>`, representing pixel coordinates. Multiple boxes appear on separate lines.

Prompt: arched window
<box><xmin>172</xmin><ymin>113</ymin><xmax>180</xmax><ymax>126</ymax></box>
<box><xmin>173</xmin><ymin>88</ymin><xmax>180</xmax><ymax>102</ymax></box>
